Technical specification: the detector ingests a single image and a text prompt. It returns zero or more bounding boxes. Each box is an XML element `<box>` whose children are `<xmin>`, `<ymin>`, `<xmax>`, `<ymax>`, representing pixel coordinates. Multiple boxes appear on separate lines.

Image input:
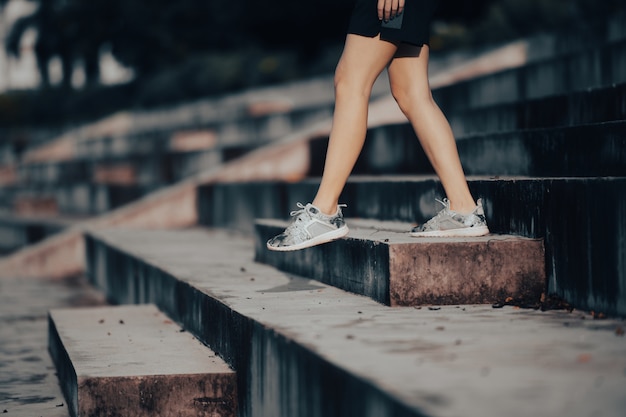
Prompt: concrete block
<box><xmin>49</xmin><ymin>304</ymin><xmax>237</xmax><ymax>417</ymax></box>
<box><xmin>198</xmin><ymin>182</ymin><xmax>289</xmax><ymax>234</ymax></box>
<box><xmin>254</xmin><ymin>219</ymin><xmax>545</xmax><ymax>306</ymax></box>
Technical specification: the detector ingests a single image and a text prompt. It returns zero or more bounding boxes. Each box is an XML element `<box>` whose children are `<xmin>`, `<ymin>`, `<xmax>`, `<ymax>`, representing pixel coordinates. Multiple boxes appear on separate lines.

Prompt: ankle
<box><xmin>449</xmin><ymin>200</ymin><xmax>477</xmax><ymax>215</ymax></box>
<box><xmin>311</xmin><ymin>199</ymin><xmax>339</xmax><ymax>216</ymax></box>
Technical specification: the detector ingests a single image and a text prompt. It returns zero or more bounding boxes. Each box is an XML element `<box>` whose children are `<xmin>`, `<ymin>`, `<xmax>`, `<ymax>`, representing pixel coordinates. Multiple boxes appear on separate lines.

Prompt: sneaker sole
<box><xmin>267</xmin><ymin>226</ymin><xmax>350</xmax><ymax>252</ymax></box>
<box><xmin>409</xmin><ymin>225</ymin><xmax>490</xmax><ymax>238</ymax></box>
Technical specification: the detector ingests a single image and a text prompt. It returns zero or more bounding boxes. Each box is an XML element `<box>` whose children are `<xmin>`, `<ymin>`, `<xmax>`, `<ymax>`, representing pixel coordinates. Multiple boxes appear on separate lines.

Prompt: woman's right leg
<box><xmin>311</xmin><ymin>34</ymin><xmax>399</xmax><ymax>215</ymax></box>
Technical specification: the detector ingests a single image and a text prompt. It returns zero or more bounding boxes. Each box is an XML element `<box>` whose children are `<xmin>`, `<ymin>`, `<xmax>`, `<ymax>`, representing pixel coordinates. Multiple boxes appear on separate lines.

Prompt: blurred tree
<box><xmin>2</xmin><ymin>0</ymin><xmax>624</xmax><ymax>93</ymax></box>
<box><xmin>1</xmin><ymin>0</ymin><xmax>506</xmax><ymax>88</ymax></box>
<box><xmin>107</xmin><ymin>0</ymin><xmax>246</xmax><ymax>76</ymax></box>
<box><xmin>4</xmin><ymin>0</ymin><xmax>75</xmax><ymax>88</ymax></box>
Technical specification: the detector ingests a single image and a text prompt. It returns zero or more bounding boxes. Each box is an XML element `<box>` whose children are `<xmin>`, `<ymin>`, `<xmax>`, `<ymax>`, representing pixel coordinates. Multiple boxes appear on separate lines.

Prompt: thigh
<box><xmin>387</xmin><ymin>44</ymin><xmax>431</xmax><ymax>96</ymax></box>
<box><xmin>335</xmin><ymin>33</ymin><xmax>399</xmax><ymax>88</ymax></box>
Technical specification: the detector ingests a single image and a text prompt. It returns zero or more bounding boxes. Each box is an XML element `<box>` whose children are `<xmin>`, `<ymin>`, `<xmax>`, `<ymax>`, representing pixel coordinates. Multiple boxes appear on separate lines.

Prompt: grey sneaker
<box><xmin>409</xmin><ymin>198</ymin><xmax>490</xmax><ymax>237</ymax></box>
<box><xmin>267</xmin><ymin>202</ymin><xmax>349</xmax><ymax>251</ymax></box>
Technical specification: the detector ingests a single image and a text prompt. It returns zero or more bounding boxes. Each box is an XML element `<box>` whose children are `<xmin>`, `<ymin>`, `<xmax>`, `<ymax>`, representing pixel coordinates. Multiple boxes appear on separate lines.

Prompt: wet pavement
<box><xmin>0</xmin><ymin>275</ymin><xmax>107</xmax><ymax>417</ymax></box>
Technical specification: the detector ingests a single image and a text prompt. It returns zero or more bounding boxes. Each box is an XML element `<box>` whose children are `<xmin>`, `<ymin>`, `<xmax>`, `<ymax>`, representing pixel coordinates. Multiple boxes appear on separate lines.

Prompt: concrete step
<box><xmin>254</xmin><ymin>218</ymin><xmax>545</xmax><ymax>307</ymax></box>
<box><xmin>48</xmin><ymin>304</ymin><xmax>237</xmax><ymax>417</ymax></box>
<box><xmin>84</xmin><ymin>227</ymin><xmax>626</xmax><ymax>417</ymax></box>
<box><xmin>197</xmin><ymin>176</ymin><xmax>626</xmax><ymax>317</ymax></box>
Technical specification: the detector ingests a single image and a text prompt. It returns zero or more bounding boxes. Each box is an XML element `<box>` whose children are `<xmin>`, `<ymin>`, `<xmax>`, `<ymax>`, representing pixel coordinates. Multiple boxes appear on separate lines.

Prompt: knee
<box><xmin>390</xmin><ymin>82</ymin><xmax>434</xmax><ymax>115</ymax></box>
<box><xmin>333</xmin><ymin>64</ymin><xmax>372</xmax><ymax>100</ymax></box>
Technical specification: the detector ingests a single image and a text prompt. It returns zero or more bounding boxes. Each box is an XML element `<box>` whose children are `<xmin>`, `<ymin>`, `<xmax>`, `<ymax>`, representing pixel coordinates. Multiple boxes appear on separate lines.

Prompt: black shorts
<box><xmin>347</xmin><ymin>0</ymin><xmax>438</xmax><ymax>46</ymax></box>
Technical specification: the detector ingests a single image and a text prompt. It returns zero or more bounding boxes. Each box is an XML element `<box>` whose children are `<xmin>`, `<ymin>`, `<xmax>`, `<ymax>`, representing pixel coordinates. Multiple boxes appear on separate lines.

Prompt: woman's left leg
<box><xmin>387</xmin><ymin>44</ymin><xmax>477</xmax><ymax>213</ymax></box>
<box><xmin>388</xmin><ymin>44</ymin><xmax>489</xmax><ymax>237</ymax></box>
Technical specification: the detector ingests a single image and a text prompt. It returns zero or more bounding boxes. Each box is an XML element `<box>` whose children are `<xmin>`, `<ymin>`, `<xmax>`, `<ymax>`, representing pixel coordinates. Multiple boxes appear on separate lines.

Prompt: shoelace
<box><xmin>290</xmin><ymin>202</ymin><xmax>309</xmax><ymax>218</ymax></box>
<box><xmin>289</xmin><ymin>202</ymin><xmax>347</xmax><ymax>219</ymax></box>
<box><xmin>435</xmin><ymin>198</ymin><xmax>451</xmax><ymax>210</ymax></box>
<box><xmin>420</xmin><ymin>198</ymin><xmax>451</xmax><ymax>228</ymax></box>
<box><xmin>431</xmin><ymin>198</ymin><xmax>451</xmax><ymax>217</ymax></box>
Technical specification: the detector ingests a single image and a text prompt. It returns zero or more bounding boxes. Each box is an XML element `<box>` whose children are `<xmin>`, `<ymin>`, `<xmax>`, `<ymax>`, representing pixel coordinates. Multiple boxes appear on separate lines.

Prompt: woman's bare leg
<box><xmin>388</xmin><ymin>44</ymin><xmax>477</xmax><ymax>213</ymax></box>
<box><xmin>311</xmin><ymin>34</ymin><xmax>399</xmax><ymax>215</ymax></box>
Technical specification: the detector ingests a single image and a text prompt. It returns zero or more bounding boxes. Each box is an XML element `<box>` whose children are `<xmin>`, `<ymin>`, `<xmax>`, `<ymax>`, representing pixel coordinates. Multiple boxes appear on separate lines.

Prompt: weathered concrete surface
<box><xmin>49</xmin><ymin>305</ymin><xmax>237</xmax><ymax>417</ymax></box>
<box><xmin>254</xmin><ymin>219</ymin><xmax>545</xmax><ymax>306</ymax></box>
<box><xmin>86</xmin><ymin>227</ymin><xmax>626</xmax><ymax>417</ymax></box>
<box><xmin>0</xmin><ymin>275</ymin><xmax>107</xmax><ymax>417</ymax></box>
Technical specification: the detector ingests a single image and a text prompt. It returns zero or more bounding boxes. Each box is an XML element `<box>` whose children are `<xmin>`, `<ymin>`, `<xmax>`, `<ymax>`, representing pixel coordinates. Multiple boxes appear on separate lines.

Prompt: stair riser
<box><xmin>450</xmin><ymin>83</ymin><xmax>626</xmax><ymax>136</ymax></box>
<box><xmin>433</xmin><ymin>39</ymin><xmax>626</xmax><ymax>112</ymax></box>
<box><xmin>456</xmin><ymin>122</ymin><xmax>626</xmax><ymax>176</ymax></box>
<box><xmin>470</xmin><ymin>178</ymin><xmax>626</xmax><ymax>317</ymax></box>
<box><xmin>74</xmin><ymin>375</ymin><xmax>235</xmax><ymax>417</ymax></box>
<box><xmin>85</xmin><ymin>236</ymin><xmax>427</xmax><ymax>417</ymax></box>
<box><xmin>0</xmin><ymin>220</ymin><xmax>64</xmax><ymax>255</ymax></box>
<box><xmin>19</xmin><ymin>151</ymin><xmax>222</xmax><ymax>186</ymax></box>
<box><xmin>255</xmin><ymin>226</ymin><xmax>392</xmax><ymax>304</ymax></box>
<box><xmin>312</xmin><ymin>120</ymin><xmax>626</xmax><ymax>178</ymax></box>
<box><xmin>8</xmin><ymin>184</ymin><xmax>155</xmax><ymax>216</ymax></box>
<box><xmin>48</xmin><ymin>314</ymin><xmax>79</xmax><ymax>417</ymax></box>
<box><xmin>198</xmin><ymin>182</ymin><xmax>293</xmax><ymax>234</ymax></box>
